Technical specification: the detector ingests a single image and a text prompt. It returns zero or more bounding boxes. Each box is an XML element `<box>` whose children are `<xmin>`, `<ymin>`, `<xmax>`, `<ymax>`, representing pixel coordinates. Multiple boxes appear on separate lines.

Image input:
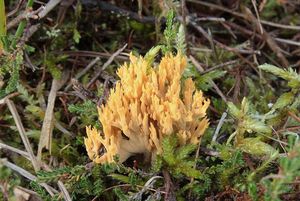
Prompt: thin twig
<box><xmin>189</xmin><ymin>25</ymin><xmax>261</xmax><ymax>73</ymax></box>
<box><xmin>65</xmin><ymin>57</ymin><xmax>101</xmax><ymax>91</ymax></box>
<box><xmin>20</xmin><ymin>23</ymin><xmax>40</xmax><ymax>44</ymax></box>
<box><xmin>207</xmin><ymin>28</ymin><xmax>219</xmax><ymax>62</ymax></box>
<box><xmin>288</xmin><ymin>111</ymin><xmax>300</xmax><ymax>123</ymax></box>
<box><xmin>200</xmin><ymin>60</ymin><xmax>238</xmax><ymax>74</ymax></box>
<box><xmin>274</xmin><ymin>38</ymin><xmax>300</xmax><ymax>47</ymax></box>
<box><xmin>37</xmin><ymin>70</ymin><xmax>69</xmax><ymax>160</ymax></box>
<box><xmin>195</xmin><ymin>17</ymin><xmax>225</xmax><ymax>22</ymax></box>
<box><xmin>54</xmin><ymin>121</ymin><xmax>74</xmax><ymax>137</ymax></box>
<box><xmin>200</xmin><ymin>147</ymin><xmax>220</xmax><ymax>157</ymax></box>
<box><xmin>0</xmin><ymin>142</ymin><xmax>30</xmax><ymax>159</ymax></box>
<box><xmin>162</xmin><ymin>169</ymin><xmax>176</xmax><ymax>201</ymax></box>
<box><xmin>189</xmin><ymin>20</ymin><xmax>260</xmax><ymax>55</ymax></box>
<box><xmin>0</xmin><ymin>158</ymin><xmax>34</xmax><ymax>180</ymax></box>
<box><xmin>59</xmin><ymin>50</ymin><xmax>128</xmax><ymax>60</ymax></box>
<box><xmin>259</xmin><ymin>133</ymin><xmax>288</xmax><ymax>146</ymax></box>
<box><xmin>0</xmin><ymin>159</ymin><xmax>57</xmax><ymax>196</ymax></box>
<box><xmin>225</xmin><ymin>21</ymin><xmax>300</xmax><ymax>47</ymax></box>
<box><xmin>190</xmin><ymin>55</ymin><xmax>228</xmax><ymax>102</ymax></box>
<box><xmin>87</xmin><ymin>44</ymin><xmax>127</xmax><ymax>88</ymax></box>
<box><xmin>187</xmin><ymin>0</ymin><xmax>300</xmax><ymax>31</ymax></box>
<box><xmin>14</xmin><ymin>186</ymin><xmax>39</xmax><ymax>197</ymax></box>
<box><xmin>260</xmin><ymin>20</ymin><xmax>300</xmax><ymax>31</ymax></box>
<box><xmin>71</xmin><ymin>78</ymin><xmax>99</xmax><ymax>102</ymax></box>
<box><xmin>7</xmin><ymin>7</ymin><xmax>43</xmax><ymax>30</ymax></box>
<box><xmin>276</xmin><ymin>126</ymin><xmax>300</xmax><ymax>133</ymax></box>
<box><xmin>189</xmin><ymin>21</ymin><xmax>260</xmax><ymax>54</ymax></box>
<box><xmin>5</xmin><ymin>99</ymin><xmax>40</xmax><ymax>171</ymax></box>
<box><xmin>0</xmin><ymin>92</ymin><xmax>19</xmax><ymax>105</ymax></box>
<box><xmin>102</xmin><ymin>183</ymin><xmax>166</xmax><ymax>194</ymax></box>
<box><xmin>271</xmin><ymin>127</ymin><xmax>287</xmax><ymax>154</ymax></box>
<box><xmin>212</xmin><ymin>111</ymin><xmax>228</xmax><ymax>143</ymax></box>
<box><xmin>57</xmin><ymin>181</ymin><xmax>72</xmax><ymax>201</ymax></box>
<box><xmin>24</xmin><ymin>52</ymin><xmax>39</xmax><ymax>71</ymax></box>
<box><xmin>7</xmin><ymin>0</ymin><xmax>25</xmax><ymax>17</ymax></box>
<box><xmin>242</xmin><ymin>7</ymin><xmax>289</xmax><ymax>68</ymax></box>
<box><xmin>38</xmin><ymin>0</ymin><xmax>62</xmax><ymax>19</ymax></box>
<box><xmin>251</xmin><ymin>0</ymin><xmax>263</xmax><ymax>34</ymax></box>
<box><xmin>131</xmin><ymin>176</ymin><xmax>163</xmax><ymax>200</ymax></box>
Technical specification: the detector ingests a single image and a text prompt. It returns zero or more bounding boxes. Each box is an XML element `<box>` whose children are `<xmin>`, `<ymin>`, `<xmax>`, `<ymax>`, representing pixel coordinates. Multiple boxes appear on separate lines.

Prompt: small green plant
<box><xmin>0</xmin><ymin>0</ymin><xmax>35</xmax><ymax>98</ymax></box>
<box><xmin>36</xmin><ymin>165</ymin><xmax>103</xmax><ymax>200</ymax></box>
<box><xmin>259</xmin><ymin>64</ymin><xmax>300</xmax><ymax>117</ymax></box>
<box><xmin>152</xmin><ymin>134</ymin><xmax>201</xmax><ymax>179</ymax></box>
<box><xmin>2</xmin><ymin>2</ymin><xmax>300</xmax><ymax>201</ymax></box>
<box><xmin>68</xmin><ymin>100</ymin><xmax>100</xmax><ymax>128</ymax></box>
<box><xmin>261</xmin><ymin>142</ymin><xmax>300</xmax><ymax>201</ymax></box>
<box><xmin>0</xmin><ymin>49</ymin><xmax>23</xmax><ymax>97</ymax></box>
<box><xmin>227</xmin><ymin>98</ymin><xmax>276</xmax><ymax>155</ymax></box>
<box><xmin>30</xmin><ymin>181</ymin><xmax>60</xmax><ymax>201</ymax></box>
<box><xmin>161</xmin><ymin>10</ymin><xmax>186</xmax><ymax>54</ymax></box>
<box><xmin>162</xmin><ymin>10</ymin><xmax>177</xmax><ymax>54</ymax></box>
<box><xmin>0</xmin><ymin>165</ymin><xmax>21</xmax><ymax>200</ymax></box>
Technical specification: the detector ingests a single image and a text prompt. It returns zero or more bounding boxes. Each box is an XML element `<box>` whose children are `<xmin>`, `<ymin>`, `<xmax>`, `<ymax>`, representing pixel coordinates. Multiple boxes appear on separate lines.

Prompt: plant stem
<box><xmin>11</xmin><ymin>0</ymin><xmax>35</xmax><ymax>48</ymax></box>
<box><xmin>0</xmin><ymin>0</ymin><xmax>6</xmax><ymax>49</ymax></box>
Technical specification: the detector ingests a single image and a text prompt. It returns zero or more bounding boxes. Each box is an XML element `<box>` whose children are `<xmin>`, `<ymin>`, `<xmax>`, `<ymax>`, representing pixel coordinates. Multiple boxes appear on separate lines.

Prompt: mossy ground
<box><xmin>0</xmin><ymin>1</ymin><xmax>300</xmax><ymax>201</ymax></box>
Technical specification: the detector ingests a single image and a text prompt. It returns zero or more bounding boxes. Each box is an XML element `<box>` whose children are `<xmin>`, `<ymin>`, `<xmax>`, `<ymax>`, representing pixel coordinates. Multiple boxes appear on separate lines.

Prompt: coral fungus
<box><xmin>85</xmin><ymin>52</ymin><xmax>210</xmax><ymax>164</ymax></box>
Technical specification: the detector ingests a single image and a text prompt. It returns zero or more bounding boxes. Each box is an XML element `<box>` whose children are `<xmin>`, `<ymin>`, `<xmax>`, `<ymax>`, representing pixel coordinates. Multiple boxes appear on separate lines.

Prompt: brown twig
<box><xmin>24</xmin><ymin>52</ymin><xmax>39</xmax><ymax>71</ymax></box>
<box><xmin>200</xmin><ymin>60</ymin><xmax>238</xmax><ymax>74</ymax></box>
<box><xmin>7</xmin><ymin>7</ymin><xmax>42</xmax><ymax>30</ymax></box>
<box><xmin>189</xmin><ymin>20</ymin><xmax>260</xmax><ymax>55</ymax></box>
<box><xmin>288</xmin><ymin>111</ymin><xmax>300</xmax><ymax>123</ymax></box>
<box><xmin>162</xmin><ymin>169</ymin><xmax>176</xmax><ymax>201</ymax></box>
<box><xmin>65</xmin><ymin>57</ymin><xmax>101</xmax><ymax>91</ymax></box>
<box><xmin>37</xmin><ymin>0</ymin><xmax>62</xmax><ymax>19</ymax></box>
<box><xmin>242</xmin><ymin>7</ymin><xmax>289</xmax><ymax>68</ymax></box>
<box><xmin>187</xmin><ymin>0</ymin><xmax>300</xmax><ymax>31</ymax></box>
<box><xmin>276</xmin><ymin>126</ymin><xmax>300</xmax><ymax>133</ymax></box>
<box><xmin>71</xmin><ymin>78</ymin><xmax>99</xmax><ymax>102</ymax></box>
<box><xmin>190</xmin><ymin>55</ymin><xmax>228</xmax><ymax>103</ymax></box>
<box><xmin>0</xmin><ymin>92</ymin><xmax>20</xmax><ymax>105</ymax></box>
<box><xmin>189</xmin><ymin>20</ymin><xmax>260</xmax><ymax>75</ymax></box>
<box><xmin>7</xmin><ymin>0</ymin><xmax>26</xmax><ymax>17</ymax></box>
<box><xmin>251</xmin><ymin>0</ymin><xmax>263</xmax><ymax>34</ymax></box>
<box><xmin>87</xmin><ymin>44</ymin><xmax>127</xmax><ymax>88</ymax></box>
<box><xmin>272</xmin><ymin>126</ymin><xmax>287</xmax><ymax>154</ymax></box>
<box><xmin>60</xmin><ymin>50</ymin><xmax>128</xmax><ymax>61</ymax></box>
<box><xmin>225</xmin><ymin>21</ymin><xmax>300</xmax><ymax>48</ymax></box>
<box><xmin>57</xmin><ymin>0</ymin><xmax>75</xmax><ymax>24</ymax></box>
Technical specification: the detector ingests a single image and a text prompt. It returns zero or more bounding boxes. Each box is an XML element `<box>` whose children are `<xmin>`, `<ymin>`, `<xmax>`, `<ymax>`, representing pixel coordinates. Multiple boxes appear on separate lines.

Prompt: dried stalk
<box><xmin>37</xmin><ymin>71</ymin><xmax>69</xmax><ymax>160</ymax></box>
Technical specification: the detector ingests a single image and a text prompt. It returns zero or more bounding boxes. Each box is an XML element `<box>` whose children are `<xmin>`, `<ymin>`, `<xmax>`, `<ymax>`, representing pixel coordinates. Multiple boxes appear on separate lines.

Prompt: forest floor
<box><xmin>0</xmin><ymin>1</ymin><xmax>300</xmax><ymax>201</ymax></box>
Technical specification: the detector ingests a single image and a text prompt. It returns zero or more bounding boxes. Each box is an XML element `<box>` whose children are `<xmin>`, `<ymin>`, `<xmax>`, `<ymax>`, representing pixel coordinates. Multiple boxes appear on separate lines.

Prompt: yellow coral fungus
<box><xmin>84</xmin><ymin>53</ymin><xmax>210</xmax><ymax>164</ymax></box>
